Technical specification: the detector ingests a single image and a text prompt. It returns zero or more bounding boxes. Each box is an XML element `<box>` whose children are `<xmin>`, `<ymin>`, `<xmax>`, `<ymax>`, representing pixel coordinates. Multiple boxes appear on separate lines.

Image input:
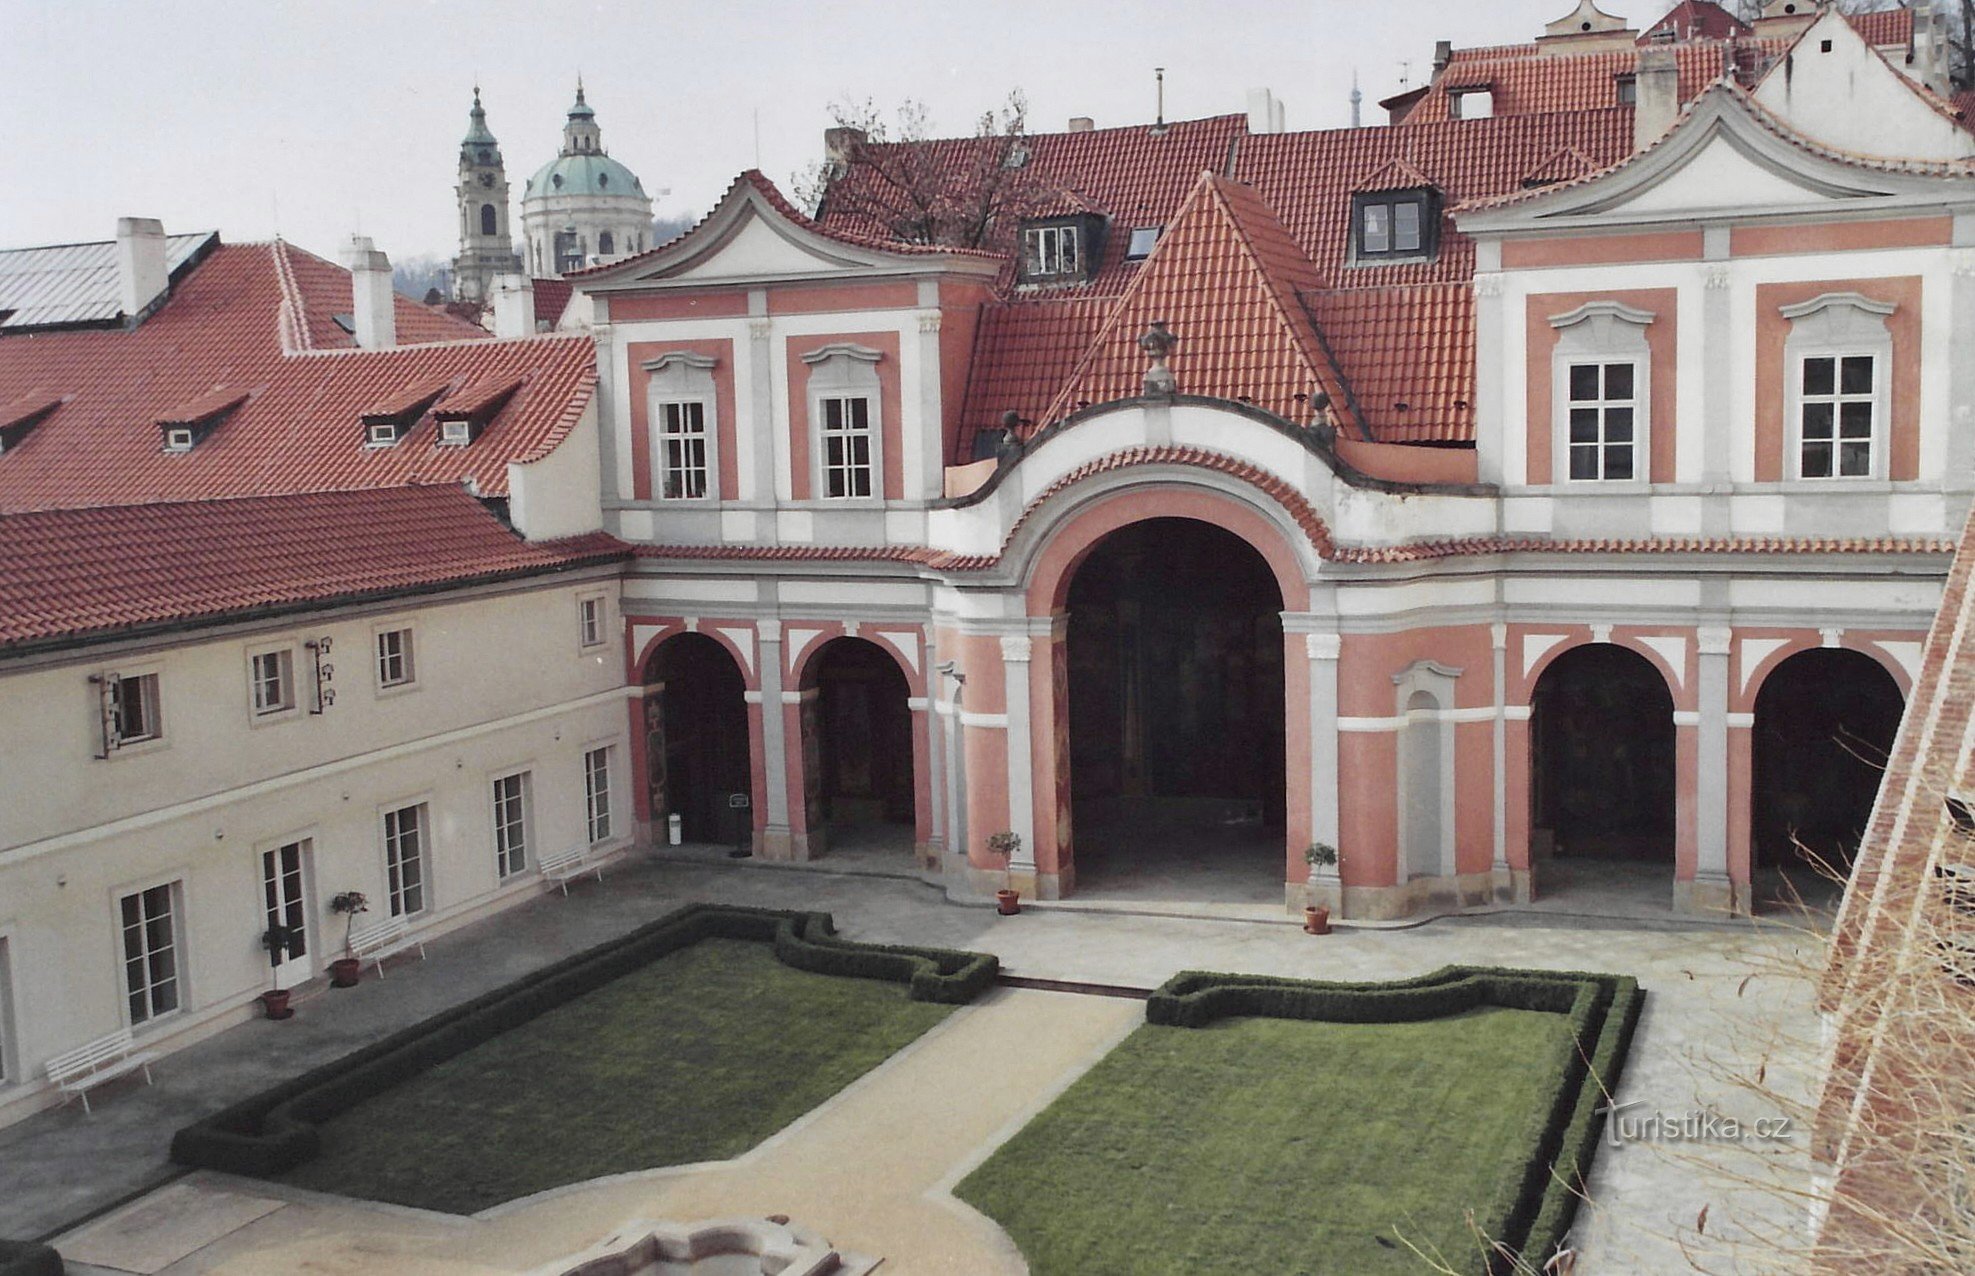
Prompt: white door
<box><xmin>262</xmin><ymin>840</ymin><xmax>314</xmax><ymax>990</ymax></box>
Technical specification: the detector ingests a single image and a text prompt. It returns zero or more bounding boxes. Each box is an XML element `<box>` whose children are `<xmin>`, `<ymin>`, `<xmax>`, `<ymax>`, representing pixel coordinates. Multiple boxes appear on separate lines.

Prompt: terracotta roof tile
<box><xmin>530</xmin><ymin>277</ymin><xmax>573</xmax><ymax>324</ymax></box>
<box><xmin>957</xmin><ymin>297</ymin><xmax>1112</xmax><ymax>455</ymax></box>
<box><xmin>0</xmin><ymin>484</ymin><xmax>626</xmax><ymax>651</ymax></box>
<box><xmin>1304</xmin><ymin>283</ymin><xmax>1474</xmax><ymax>443</ymax></box>
<box><xmin>0</xmin><ymin>242</ymin><xmax>596</xmax><ymax>512</ymax></box>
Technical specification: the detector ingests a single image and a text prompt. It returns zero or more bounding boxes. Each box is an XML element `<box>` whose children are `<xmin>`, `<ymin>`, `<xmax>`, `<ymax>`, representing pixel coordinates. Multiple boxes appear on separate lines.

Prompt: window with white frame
<box><xmin>110</xmin><ymin>672</ymin><xmax>162</xmax><ymax>745</ymax></box>
<box><xmin>375</xmin><ymin>627</ymin><xmax>415</xmax><ymax>689</ymax></box>
<box><xmin>585</xmin><ymin>746</ymin><xmax>613</xmax><ymax>844</ymax></box>
<box><xmin>1565</xmin><ymin>361</ymin><xmax>1639</xmax><ymax>481</ymax></box>
<box><xmin>641</xmin><ymin>351</ymin><xmax>718</xmax><ymax>502</ymax></box>
<box><xmin>383</xmin><ymin>803</ymin><xmax>427</xmax><ymax>916</ymax></box>
<box><xmin>1781</xmin><ymin>292</ymin><xmax>1895</xmax><ymax>482</ymax></box>
<box><xmin>261</xmin><ymin>841</ymin><xmax>309</xmax><ymax>968</ymax></box>
<box><xmin>1022</xmin><ymin>223</ymin><xmax>1080</xmax><ymax>280</ymax></box>
<box><xmin>1548</xmin><ymin>300</ymin><xmax>1654</xmax><ymax>486</ymax></box>
<box><xmin>801</xmin><ymin>343</ymin><xmax>884</xmax><ymax>500</ymax></box>
<box><xmin>120</xmin><ymin>882</ymin><xmax>180</xmax><ymax>1025</ymax></box>
<box><xmin>579</xmin><ymin>596</ymin><xmax>606</xmax><ymax>649</ymax></box>
<box><xmin>820</xmin><ymin>396</ymin><xmax>874</xmax><ymax>498</ymax></box>
<box><xmin>250</xmin><ymin>648</ymin><xmax>295</xmax><ymax>716</ymax></box>
<box><xmin>658</xmin><ymin>401</ymin><xmax>709</xmax><ymax>499</ymax></box>
<box><xmin>493</xmin><ymin>772</ymin><xmax>531</xmax><ymax>877</ymax></box>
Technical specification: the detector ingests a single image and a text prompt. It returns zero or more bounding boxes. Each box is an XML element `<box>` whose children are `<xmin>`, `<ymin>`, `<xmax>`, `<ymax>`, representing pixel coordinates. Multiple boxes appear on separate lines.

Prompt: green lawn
<box><xmin>957</xmin><ymin>1006</ymin><xmax>1573</xmax><ymax>1275</ymax></box>
<box><xmin>280</xmin><ymin>937</ymin><xmax>952</xmax><ymax>1213</ymax></box>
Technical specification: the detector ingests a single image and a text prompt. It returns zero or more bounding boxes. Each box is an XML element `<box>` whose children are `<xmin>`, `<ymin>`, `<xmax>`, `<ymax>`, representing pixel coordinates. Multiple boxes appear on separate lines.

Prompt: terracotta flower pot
<box><xmin>996</xmin><ymin>888</ymin><xmax>1021</xmax><ymax>916</ymax></box>
<box><xmin>1303</xmin><ymin>904</ymin><xmax>1331</xmax><ymax>936</ymax></box>
<box><xmin>259</xmin><ymin>989</ymin><xmax>295</xmax><ymax>1020</ymax></box>
<box><xmin>329</xmin><ymin>957</ymin><xmax>362</xmax><ymax>988</ymax></box>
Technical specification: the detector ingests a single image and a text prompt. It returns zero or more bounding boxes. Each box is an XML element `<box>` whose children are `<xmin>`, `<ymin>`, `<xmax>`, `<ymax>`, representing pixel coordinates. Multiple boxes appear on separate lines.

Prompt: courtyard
<box><xmin>2</xmin><ymin>852</ymin><xmax>1820</xmax><ymax>1274</ymax></box>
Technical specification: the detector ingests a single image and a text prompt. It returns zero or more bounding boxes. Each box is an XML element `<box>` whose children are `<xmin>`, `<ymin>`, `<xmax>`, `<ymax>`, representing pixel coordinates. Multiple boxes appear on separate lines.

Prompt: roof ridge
<box><xmin>268</xmin><ymin>239</ymin><xmax>312</xmax><ymax>354</ymax></box>
<box><xmin>0</xmin><ymin>478</ymin><xmax>479</xmax><ymax>523</ymax></box>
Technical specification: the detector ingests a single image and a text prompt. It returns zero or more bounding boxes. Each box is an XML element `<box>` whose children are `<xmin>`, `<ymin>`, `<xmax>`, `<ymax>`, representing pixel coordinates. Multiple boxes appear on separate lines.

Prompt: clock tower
<box><xmin>453</xmin><ymin>87</ymin><xmax>521</xmax><ymax>307</ymax></box>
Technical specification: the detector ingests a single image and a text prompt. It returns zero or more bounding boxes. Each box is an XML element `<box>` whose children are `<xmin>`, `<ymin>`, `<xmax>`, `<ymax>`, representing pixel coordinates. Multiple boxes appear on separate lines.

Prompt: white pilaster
<box><xmin>1000</xmin><ymin>635</ymin><xmax>1036</xmax><ymax>868</ymax></box>
<box><xmin>1696</xmin><ymin>624</ymin><xmax>1733</xmax><ymax>890</ymax></box>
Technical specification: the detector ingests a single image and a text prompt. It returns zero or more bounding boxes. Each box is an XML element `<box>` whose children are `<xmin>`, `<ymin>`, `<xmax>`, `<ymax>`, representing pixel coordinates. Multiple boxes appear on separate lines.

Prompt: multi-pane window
<box><xmin>1799</xmin><ymin>354</ymin><xmax>1876</xmax><ymax>479</ymax></box>
<box><xmin>585</xmin><ymin>747</ymin><xmax>613</xmax><ymax>844</ymax></box>
<box><xmin>261</xmin><ymin>842</ymin><xmax>308</xmax><ymax>968</ymax></box>
<box><xmin>1353</xmin><ymin>190</ymin><xmax>1435</xmax><ymax>260</ymax></box>
<box><xmin>820</xmin><ymin>396</ymin><xmax>874</xmax><ymax>498</ymax></box>
<box><xmin>376</xmin><ymin>628</ymin><xmax>414</xmax><ymax>688</ymax></box>
<box><xmin>1566</xmin><ymin>361</ymin><xmax>1638</xmax><ymax>481</ymax></box>
<box><xmin>659</xmin><ymin>401</ymin><xmax>709</xmax><ymax>499</ymax></box>
<box><xmin>251</xmin><ymin>649</ymin><xmax>294</xmax><ymax>715</ymax></box>
<box><xmin>494</xmin><ymin>772</ymin><xmax>530</xmax><ymax>877</ymax></box>
<box><xmin>1022</xmin><ymin>225</ymin><xmax>1080</xmax><ymax>280</ymax></box>
<box><xmin>384</xmin><ymin>803</ymin><xmax>427</xmax><ymax>917</ymax></box>
<box><xmin>579</xmin><ymin>597</ymin><xmax>605</xmax><ymax>648</ymax></box>
<box><xmin>120</xmin><ymin>884</ymin><xmax>179</xmax><ymax>1025</ymax></box>
<box><xmin>111</xmin><ymin>673</ymin><xmax>161</xmax><ymax>744</ymax></box>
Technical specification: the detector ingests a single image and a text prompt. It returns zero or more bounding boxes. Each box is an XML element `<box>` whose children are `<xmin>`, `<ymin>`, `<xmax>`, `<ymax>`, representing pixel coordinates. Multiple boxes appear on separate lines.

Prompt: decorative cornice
<box><xmin>1548</xmin><ymin>299</ymin><xmax>1656</xmax><ymax>330</ymax></box>
<box><xmin>639</xmin><ymin>350</ymin><xmax>718</xmax><ymax>373</ymax></box>
<box><xmin>1778</xmin><ymin>291</ymin><xmax>1898</xmax><ymax>321</ymax></box>
<box><xmin>799</xmin><ymin>341</ymin><xmax>884</xmax><ymax>365</ymax></box>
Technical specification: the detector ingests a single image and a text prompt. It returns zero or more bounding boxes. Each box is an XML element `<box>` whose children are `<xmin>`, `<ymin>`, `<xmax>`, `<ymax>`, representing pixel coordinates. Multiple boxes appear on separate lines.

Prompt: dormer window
<box><xmin>1020</xmin><ymin>214</ymin><xmax>1105</xmax><ymax>286</ymax></box>
<box><xmin>0</xmin><ymin>392</ymin><xmax>63</xmax><ymax>454</ymax></box>
<box><xmin>1125</xmin><ymin>226</ymin><xmax>1162</xmax><ymax>261</ymax></box>
<box><xmin>431</xmin><ymin>376</ymin><xmax>521</xmax><ymax>448</ymax></box>
<box><xmin>438</xmin><ymin>419</ymin><xmax>473</xmax><ymax>446</ymax></box>
<box><xmin>1351</xmin><ymin>188</ymin><xmax>1439</xmax><ymax>262</ymax></box>
<box><xmin>361</xmin><ymin>378</ymin><xmax>451</xmax><ymax>448</ymax></box>
<box><xmin>1449</xmin><ymin>87</ymin><xmax>1494</xmax><ymax>120</ymax></box>
<box><xmin>155</xmin><ymin>386</ymin><xmax>247</xmax><ymax>453</ymax></box>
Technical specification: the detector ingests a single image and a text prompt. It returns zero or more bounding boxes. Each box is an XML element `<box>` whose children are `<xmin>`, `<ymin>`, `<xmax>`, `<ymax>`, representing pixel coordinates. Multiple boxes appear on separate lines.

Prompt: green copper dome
<box><xmin>524</xmin><ymin>151</ymin><xmax>644</xmax><ymax>199</ymax></box>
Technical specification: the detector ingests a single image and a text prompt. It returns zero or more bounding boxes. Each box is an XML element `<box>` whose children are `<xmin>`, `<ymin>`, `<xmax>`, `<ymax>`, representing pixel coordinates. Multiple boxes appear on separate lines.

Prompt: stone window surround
<box><xmin>800</xmin><ymin>342</ymin><xmax>885</xmax><ymax>504</ymax></box>
<box><xmin>642</xmin><ymin>351</ymin><xmax>721</xmax><ymax>502</ymax></box>
<box><xmin>1393</xmin><ymin>660</ymin><xmax>1462</xmax><ymax>882</ymax></box>
<box><xmin>1549</xmin><ymin>300</ymin><xmax>1655</xmax><ymax>489</ymax></box>
<box><xmin>1780</xmin><ymin>291</ymin><xmax>1895</xmax><ymax>483</ymax></box>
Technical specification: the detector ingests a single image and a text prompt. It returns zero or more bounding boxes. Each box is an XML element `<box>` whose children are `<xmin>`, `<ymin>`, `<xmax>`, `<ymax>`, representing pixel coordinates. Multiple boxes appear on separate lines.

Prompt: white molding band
<box><xmin>959</xmin><ymin>710</ymin><xmax>1009</xmax><ymax>728</ymax></box>
<box><xmin>1338</xmin><ymin>705</ymin><xmax>1500</xmax><ymax>731</ymax></box>
<box><xmin>1672</xmin><ymin>710</ymin><xmax>1702</xmax><ymax>727</ymax></box>
<box><xmin>1727</xmin><ymin>712</ymin><xmax>1755</xmax><ymax>728</ymax></box>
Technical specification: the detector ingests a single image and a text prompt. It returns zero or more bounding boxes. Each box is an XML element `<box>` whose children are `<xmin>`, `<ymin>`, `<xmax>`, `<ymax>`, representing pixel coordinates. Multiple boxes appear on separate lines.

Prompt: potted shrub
<box><xmin>987</xmin><ymin>831</ymin><xmax>1023</xmax><ymax>915</ymax></box>
<box><xmin>258</xmin><ymin>925</ymin><xmax>296</xmax><ymax>1019</ymax></box>
<box><xmin>1303</xmin><ymin>842</ymin><xmax>1338</xmax><ymax>935</ymax></box>
<box><xmin>328</xmin><ymin>891</ymin><xmax>368</xmax><ymax>987</ymax></box>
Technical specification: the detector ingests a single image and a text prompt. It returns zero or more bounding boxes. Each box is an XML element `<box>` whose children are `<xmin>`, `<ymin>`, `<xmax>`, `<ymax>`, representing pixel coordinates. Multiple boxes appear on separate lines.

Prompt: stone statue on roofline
<box><xmin>1139</xmin><ymin>320</ymin><xmax>1178</xmax><ymax>395</ymax></box>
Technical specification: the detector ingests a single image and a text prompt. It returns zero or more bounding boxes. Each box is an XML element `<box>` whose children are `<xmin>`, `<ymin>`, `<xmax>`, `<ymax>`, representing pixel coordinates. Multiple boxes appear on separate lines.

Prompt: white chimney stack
<box><xmin>1633</xmin><ymin>47</ymin><xmax>1682</xmax><ymax>151</ymax></box>
<box><xmin>345</xmin><ymin>235</ymin><xmax>396</xmax><ymax>350</ymax></box>
<box><xmin>1067</xmin><ymin>116</ymin><xmax>1095</xmax><ymax>133</ymax></box>
<box><xmin>115</xmin><ymin>217</ymin><xmax>169</xmax><ymax>323</ymax></box>
<box><xmin>1245</xmin><ymin>88</ymin><xmax>1286</xmax><ymax>135</ymax></box>
<box><xmin>491</xmin><ymin>273</ymin><xmax>537</xmax><ymax>338</ymax></box>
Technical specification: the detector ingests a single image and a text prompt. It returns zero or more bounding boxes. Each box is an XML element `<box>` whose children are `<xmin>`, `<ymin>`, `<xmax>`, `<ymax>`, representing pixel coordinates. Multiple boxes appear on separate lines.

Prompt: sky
<box><xmin>0</xmin><ymin>0</ymin><xmax>1681</xmax><ymax>265</ymax></box>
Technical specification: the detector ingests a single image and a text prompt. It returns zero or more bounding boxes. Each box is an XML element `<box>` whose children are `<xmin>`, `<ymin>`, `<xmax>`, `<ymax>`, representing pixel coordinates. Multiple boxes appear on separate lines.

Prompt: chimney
<box><xmin>823</xmin><ymin>126</ymin><xmax>867</xmax><ymax>174</ymax></box>
<box><xmin>344</xmin><ymin>236</ymin><xmax>396</xmax><ymax>351</ymax></box>
<box><xmin>1245</xmin><ymin>88</ymin><xmax>1286</xmax><ymax>134</ymax></box>
<box><xmin>492</xmin><ymin>273</ymin><xmax>536</xmax><ymax>338</ymax></box>
<box><xmin>1634</xmin><ymin>47</ymin><xmax>1681</xmax><ymax>150</ymax></box>
<box><xmin>1432</xmin><ymin>40</ymin><xmax>1453</xmax><ymax>78</ymax></box>
<box><xmin>1067</xmin><ymin>116</ymin><xmax>1095</xmax><ymax>133</ymax></box>
<box><xmin>115</xmin><ymin>217</ymin><xmax>170</xmax><ymax>323</ymax></box>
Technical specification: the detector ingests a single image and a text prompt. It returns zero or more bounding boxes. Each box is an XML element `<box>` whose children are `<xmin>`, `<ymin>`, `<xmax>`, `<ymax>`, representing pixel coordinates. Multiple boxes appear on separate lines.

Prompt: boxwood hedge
<box><xmin>170</xmin><ymin>904</ymin><xmax>995</xmax><ymax>1179</ymax></box>
<box><xmin>1144</xmin><ymin>963</ymin><xmax>1644</xmax><ymax>1275</ymax></box>
<box><xmin>0</xmin><ymin>1239</ymin><xmax>63</xmax><ymax>1276</ymax></box>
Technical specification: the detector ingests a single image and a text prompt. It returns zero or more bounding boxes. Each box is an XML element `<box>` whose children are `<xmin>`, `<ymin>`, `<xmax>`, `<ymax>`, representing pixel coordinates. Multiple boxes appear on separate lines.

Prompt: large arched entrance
<box><xmin>800</xmin><ymin>637</ymin><xmax>915</xmax><ymax>862</ymax></box>
<box><xmin>643</xmin><ymin>634</ymin><xmax>751</xmax><ymax>846</ymax></box>
<box><xmin>1752</xmin><ymin>648</ymin><xmax>1904</xmax><ymax>899</ymax></box>
<box><xmin>1064</xmin><ymin>517</ymin><xmax>1286</xmax><ymax>901</ymax></box>
<box><xmin>1529</xmin><ymin>643</ymin><xmax>1676</xmax><ymax>903</ymax></box>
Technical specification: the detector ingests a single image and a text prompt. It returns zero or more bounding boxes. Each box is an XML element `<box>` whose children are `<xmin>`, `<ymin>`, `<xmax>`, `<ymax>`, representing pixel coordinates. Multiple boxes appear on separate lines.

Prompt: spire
<box><xmin>462</xmin><ymin>85</ymin><xmax>498</xmax><ymax>148</ymax></box>
<box><xmin>1350</xmin><ymin>71</ymin><xmax>1363</xmax><ymax>129</ymax></box>
<box><xmin>562</xmin><ymin>78</ymin><xmax>603</xmax><ymax>154</ymax></box>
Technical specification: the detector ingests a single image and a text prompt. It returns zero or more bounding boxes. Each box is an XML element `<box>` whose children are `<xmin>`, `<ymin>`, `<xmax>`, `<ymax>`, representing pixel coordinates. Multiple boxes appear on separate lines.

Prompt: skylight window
<box><xmin>1125</xmin><ymin>226</ymin><xmax>1162</xmax><ymax>260</ymax></box>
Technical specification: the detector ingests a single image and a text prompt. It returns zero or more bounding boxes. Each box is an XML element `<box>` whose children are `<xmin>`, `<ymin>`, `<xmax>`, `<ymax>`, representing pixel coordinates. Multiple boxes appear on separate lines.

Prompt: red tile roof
<box><xmin>0</xmin><ymin>242</ymin><xmax>596</xmax><ymax>512</ymax></box>
<box><xmin>1641</xmin><ymin>1</ymin><xmax>1748</xmax><ymax>44</ymax></box>
<box><xmin>531</xmin><ymin>277</ymin><xmax>573</xmax><ymax>324</ymax></box>
<box><xmin>1305</xmin><ymin>283</ymin><xmax>1474</xmax><ymax>443</ymax></box>
<box><xmin>0</xmin><ymin>484</ymin><xmax>626</xmax><ymax>652</ymax></box>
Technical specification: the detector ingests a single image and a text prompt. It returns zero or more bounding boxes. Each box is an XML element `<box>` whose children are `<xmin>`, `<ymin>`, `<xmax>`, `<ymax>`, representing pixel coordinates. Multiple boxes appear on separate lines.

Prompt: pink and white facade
<box><xmin>572</xmin><ymin>9</ymin><xmax>1975</xmax><ymax>920</ymax></box>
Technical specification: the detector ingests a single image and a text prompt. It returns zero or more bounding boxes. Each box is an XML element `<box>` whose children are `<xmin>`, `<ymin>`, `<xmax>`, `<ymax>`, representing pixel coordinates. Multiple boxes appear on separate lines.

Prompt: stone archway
<box><xmin>798</xmin><ymin>637</ymin><xmax>916</xmax><ymax>861</ymax></box>
<box><xmin>643</xmin><ymin>633</ymin><xmax>751</xmax><ymax>846</ymax></box>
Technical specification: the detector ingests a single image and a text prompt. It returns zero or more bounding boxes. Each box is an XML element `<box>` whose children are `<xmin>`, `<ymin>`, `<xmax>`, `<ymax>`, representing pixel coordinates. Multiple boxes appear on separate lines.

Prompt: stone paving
<box><xmin>2</xmin><ymin>850</ymin><xmax>1824</xmax><ymax>1274</ymax></box>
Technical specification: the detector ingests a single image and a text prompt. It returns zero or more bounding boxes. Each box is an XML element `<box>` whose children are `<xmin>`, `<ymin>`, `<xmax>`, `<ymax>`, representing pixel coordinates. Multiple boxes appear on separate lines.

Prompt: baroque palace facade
<box><xmin>2</xmin><ymin>0</ymin><xmax>1973</xmax><ymax>1120</ymax></box>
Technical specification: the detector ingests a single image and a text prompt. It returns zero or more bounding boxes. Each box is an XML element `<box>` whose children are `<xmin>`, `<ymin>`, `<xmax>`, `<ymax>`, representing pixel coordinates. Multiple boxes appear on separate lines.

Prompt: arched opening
<box><xmin>1400</xmin><ymin>690</ymin><xmax>1445</xmax><ymax>881</ymax></box>
<box><xmin>801</xmin><ymin>637</ymin><xmax>915</xmax><ymax>861</ymax></box>
<box><xmin>1065</xmin><ymin>517</ymin><xmax>1286</xmax><ymax>900</ymax></box>
<box><xmin>643</xmin><ymin>634</ymin><xmax>750</xmax><ymax>846</ymax></box>
<box><xmin>1753</xmin><ymin>648</ymin><xmax>1903</xmax><ymax>896</ymax></box>
<box><xmin>598</xmin><ymin>229</ymin><xmax>615</xmax><ymax>255</ymax></box>
<box><xmin>1529</xmin><ymin>643</ymin><xmax>1676</xmax><ymax>898</ymax></box>
<box><xmin>479</xmin><ymin>203</ymin><xmax>497</xmax><ymax>236</ymax></box>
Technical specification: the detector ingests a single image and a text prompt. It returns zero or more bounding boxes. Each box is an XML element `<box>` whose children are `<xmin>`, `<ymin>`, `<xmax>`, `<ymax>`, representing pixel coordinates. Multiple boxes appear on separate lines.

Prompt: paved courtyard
<box><xmin>2</xmin><ymin>851</ymin><xmax>1823</xmax><ymax>1274</ymax></box>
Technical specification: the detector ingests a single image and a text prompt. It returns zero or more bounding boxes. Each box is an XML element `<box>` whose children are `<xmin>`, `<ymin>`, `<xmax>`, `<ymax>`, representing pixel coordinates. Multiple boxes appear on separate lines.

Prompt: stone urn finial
<box><xmin>1138</xmin><ymin>320</ymin><xmax>1178</xmax><ymax>396</ymax></box>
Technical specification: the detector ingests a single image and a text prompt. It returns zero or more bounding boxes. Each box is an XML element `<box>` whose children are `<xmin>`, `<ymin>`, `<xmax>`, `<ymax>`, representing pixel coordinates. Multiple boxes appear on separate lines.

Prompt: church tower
<box><xmin>520</xmin><ymin>81</ymin><xmax>653</xmax><ymax>278</ymax></box>
<box><xmin>453</xmin><ymin>87</ymin><xmax>520</xmax><ymax>306</ymax></box>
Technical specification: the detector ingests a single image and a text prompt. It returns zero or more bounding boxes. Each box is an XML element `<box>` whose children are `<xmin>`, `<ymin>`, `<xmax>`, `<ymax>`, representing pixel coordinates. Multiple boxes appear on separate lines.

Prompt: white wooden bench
<box><xmin>540</xmin><ymin>845</ymin><xmax>605</xmax><ymax>895</ymax></box>
<box><xmin>347</xmin><ymin>915</ymin><xmax>427</xmax><ymax>978</ymax></box>
<box><xmin>45</xmin><ymin>1028</ymin><xmax>160</xmax><ymax>1113</ymax></box>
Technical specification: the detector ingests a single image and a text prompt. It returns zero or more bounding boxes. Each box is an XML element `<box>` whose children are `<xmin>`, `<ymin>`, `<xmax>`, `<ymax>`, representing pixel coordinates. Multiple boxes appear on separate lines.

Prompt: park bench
<box><xmin>45</xmin><ymin>1027</ymin><xmax>159</xmax><ymax>1113</ymax></box>
<box><xmin>540</xmin><ymin>845</ymin><xmax>605</xmax><ymax>895</ymax></box>
<box><xmin>347</xmin><ymin>914</ymin><xmax>427</xmax><ymax>978</ymax></box>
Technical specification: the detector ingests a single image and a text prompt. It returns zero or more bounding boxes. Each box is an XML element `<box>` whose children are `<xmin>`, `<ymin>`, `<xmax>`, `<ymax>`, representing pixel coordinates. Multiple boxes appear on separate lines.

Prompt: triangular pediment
<box><xmin>1458</xmin><ymin>84</ymin><xmax>1975</xmax><ymax>234</ymax></box>
<box><xmin>667</xmin><ymin>208</ymin><xmax>850</xmax><ymax>279</ymax></box>
<box><xmin>1751</xmin><ymin>9</ymin><xmax>1975</xmax><ymax>164</ymax></box>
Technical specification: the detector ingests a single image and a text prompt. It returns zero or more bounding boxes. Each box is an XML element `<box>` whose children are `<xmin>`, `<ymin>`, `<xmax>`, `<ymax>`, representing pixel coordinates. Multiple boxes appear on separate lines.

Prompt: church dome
<box><xmin>523</xmin><ymin>152</ymin><xmax>644</xmax><ymax>201</ymax></box>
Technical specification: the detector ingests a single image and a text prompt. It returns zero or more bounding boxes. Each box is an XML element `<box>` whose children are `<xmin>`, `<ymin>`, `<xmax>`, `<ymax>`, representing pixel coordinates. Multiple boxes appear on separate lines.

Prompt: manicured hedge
<box><xmin>0</xmin><ymin>1239</ymin><xmax>63</xmax><ymax>1276</ymax></box>
<box><xmin>170</xmin><ymin>904</ymin><xmax>995</xmax><ymax>1178</ymax></box>
<box><xmin>1143</xmin><ymin>963</ymin><xmax>1644</xmax><ymax>1275</ymax></box>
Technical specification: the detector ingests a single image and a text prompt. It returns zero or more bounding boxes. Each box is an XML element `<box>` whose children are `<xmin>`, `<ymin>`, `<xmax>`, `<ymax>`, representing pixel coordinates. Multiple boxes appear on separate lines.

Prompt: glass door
<box><xmin>261</xmin><ymin>840</ymin><xmax>313</xmax><ymax>990</ymax></box>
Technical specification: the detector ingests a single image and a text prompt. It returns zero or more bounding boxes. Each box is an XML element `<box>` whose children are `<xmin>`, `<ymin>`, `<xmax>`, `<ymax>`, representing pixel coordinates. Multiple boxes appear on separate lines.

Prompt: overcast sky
<box><xmin>0</xmin><ymin>0</ymin><xmax>1677</xmax><ymax>264</ymax></box>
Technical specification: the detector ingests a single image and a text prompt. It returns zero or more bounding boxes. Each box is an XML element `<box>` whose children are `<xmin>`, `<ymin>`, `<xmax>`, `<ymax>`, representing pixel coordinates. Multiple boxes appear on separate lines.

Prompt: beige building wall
<box><xmin>0</xmin><ymin>571</ymin><xmax>632</xmax><ymax>1124</ymax></box>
